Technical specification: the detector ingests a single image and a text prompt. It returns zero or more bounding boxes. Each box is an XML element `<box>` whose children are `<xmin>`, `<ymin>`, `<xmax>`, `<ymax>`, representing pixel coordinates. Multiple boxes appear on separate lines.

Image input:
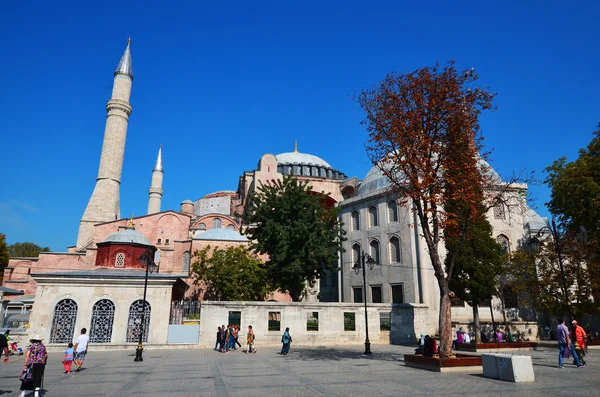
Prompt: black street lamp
<box><xmin>353</xmin><ymin>251</ymin><xmax>377</xmax><ymax>355</ymax></box>
<box><xmin>135</xmin><ymin>247</ymin><xmax>158</xmax><ymax>362</ymax></box>
<box><xmin>527</xmin><ymin>220</ymin><xmax>588</xmax><ymax>324</ymax></box>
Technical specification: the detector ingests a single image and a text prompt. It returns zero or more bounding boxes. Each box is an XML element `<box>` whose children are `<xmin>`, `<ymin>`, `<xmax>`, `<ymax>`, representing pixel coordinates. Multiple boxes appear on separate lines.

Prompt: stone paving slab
<box><xmin>0</xmin><ymin>344</ymin><xmax>596</xmax><ymax>396</ymax></box>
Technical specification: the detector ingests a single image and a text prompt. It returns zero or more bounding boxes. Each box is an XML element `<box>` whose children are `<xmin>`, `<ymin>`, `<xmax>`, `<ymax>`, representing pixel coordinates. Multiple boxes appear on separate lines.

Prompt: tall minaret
<box><xmin>147</xmin><ymin>145</ymin><xmax>164</xmax><ymax>214</ymax></box>
<box><xmin>76</xmin><ymin>39</ymin><xmax>134</xmax><ymax>250</ymax></box>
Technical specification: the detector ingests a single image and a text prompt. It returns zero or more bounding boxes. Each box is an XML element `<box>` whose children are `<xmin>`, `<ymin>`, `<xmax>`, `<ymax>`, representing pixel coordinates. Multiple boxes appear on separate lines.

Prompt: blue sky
<box><xmin>1</xmin><ymin>1</ymin><xmax>598</xmax><ymax>251</ymax></box>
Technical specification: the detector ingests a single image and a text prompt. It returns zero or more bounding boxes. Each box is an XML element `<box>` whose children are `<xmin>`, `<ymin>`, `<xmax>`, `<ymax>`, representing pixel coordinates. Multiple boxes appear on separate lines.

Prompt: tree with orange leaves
<box><xmin>357</xmin><ymin>62</ymin><xmax>499</xmax><ymax>357</ymax></box>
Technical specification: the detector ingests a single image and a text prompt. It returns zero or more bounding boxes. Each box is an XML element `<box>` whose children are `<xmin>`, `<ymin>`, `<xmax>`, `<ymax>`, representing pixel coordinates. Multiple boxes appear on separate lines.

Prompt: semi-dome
<box><xmin>356</xmin><ymin>166</ymin><xmax>392</xmax><ymax>196</ymax></box>
<box><xmin>104</xmin><ymin>229</ymin><xmax>151</xmax><ymax>246</ymax></box>
<box><xmin>181</xmin><ymin>199</ymin><xmax>193</xmax><ymax>204</ymax></box>
<box><xmin>193</xmin><ymin>228</ymin><xmax>248</xmax><ymax>242</ymax></box>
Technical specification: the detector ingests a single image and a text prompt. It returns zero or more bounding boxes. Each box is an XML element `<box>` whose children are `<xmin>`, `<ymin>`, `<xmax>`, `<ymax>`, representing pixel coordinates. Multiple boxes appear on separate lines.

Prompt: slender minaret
<box><xmin>76</xmin><ymin>39</ymin><xmax>134</xmax><ymax>250</ymax></box>
<box><xmin>147</xmin><ymin>145</ymin><xmax>164</xmax><ymax>214</ymax></box>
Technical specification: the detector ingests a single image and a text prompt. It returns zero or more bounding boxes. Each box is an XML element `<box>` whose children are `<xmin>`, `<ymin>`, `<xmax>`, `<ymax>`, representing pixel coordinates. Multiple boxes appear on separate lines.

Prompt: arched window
<box><xmin>212</xmin><ymin>218</ymin><xmax>222</xmax><ymax>229</ymax></box>
<box><xmin>182</xmin><ymin>251</ymin><xmax>191</xmax><ymax>274</ymax></box>
<box><xmin>351</xmin><ymin>211</ymin><xmax>360</xmax><ymax>231</ymax></box>
<box><xmin>369</xmin><ymin>240</ymin><xmax>380</xmax><ymax>264</ymax></box>
<box><xmin>115</xmin><ymin>253</ymin><xmax>125</xmax><ymax>268</ymax></box>
<box><xmin>198</xmin><ymin>223</ymin><xmax>206</xmax><ymax>231</ymax></box>
<box><xmin>352</xmin><ymin>243</ymin><xmax>361</xmax><ymax>265</ymax></box>
<box><xmin>89</xmin><ymin>299</ymin><xmax>115</xmax><ymax>343</ymax></box>
<box><xmin>127</xmin><ymin>300</ymin><xmax>151</xmax><ymax>343</ymax></box>
<box><xmin>368</xmin><ymin>206</ymin><xmax>378</xmax><ymax>228</ymax></box>
<box><xmin>49</xmin><ymin>299</ymin><xmax>78</xmax><ymax>344</ymax></box>
<box><xmin>226</xmin><ymin>224</ymin><xmax>235</xmax><ymax>230</ymax></box>
<box><xmin>388</xmin><ymin>201</ymin><xmax>398</xmax><ymax>223</ymax></box>
<box><xmin>497</xmin><ymin>234</ymin><xmax>510</xmax><ymax>255</ymax></box>
<box><xmin>389</xmin><ymin>236</ymin><xmax>401</xmax><ymax>263</ymax></box>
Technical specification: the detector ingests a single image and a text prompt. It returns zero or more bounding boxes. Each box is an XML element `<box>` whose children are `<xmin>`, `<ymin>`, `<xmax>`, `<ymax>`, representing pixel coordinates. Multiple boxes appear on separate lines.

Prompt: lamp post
<box><xmin>527</xmin><ymin>220</ymin><xmax>588</xmax><ymax>324</ymax></box>
<box><xmin>135</xmin><ymin>247</ymin><xmax>157</xmax><ymax>362</ymax></box>
<box><xmin>353</xmin><ymin>251</ymin><xmax>377</xmax><ymax>355</ymax></box>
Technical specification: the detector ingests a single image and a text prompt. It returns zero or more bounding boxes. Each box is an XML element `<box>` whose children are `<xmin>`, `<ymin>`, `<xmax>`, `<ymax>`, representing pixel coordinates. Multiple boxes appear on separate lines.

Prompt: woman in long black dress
<box><xmin>19</xmin><ymin>335</ymin><xmax>48</xmax><ymax>397</ymax></box>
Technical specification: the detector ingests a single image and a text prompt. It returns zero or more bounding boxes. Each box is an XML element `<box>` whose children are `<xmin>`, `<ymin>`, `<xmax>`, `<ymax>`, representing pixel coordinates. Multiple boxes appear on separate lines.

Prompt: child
<box><xmin>63</xmin><ymin>343</ymin><xmax>74</xmax><ymax>373</ymax></box>
<box><xmin>246</xmin><ymin>325</ymin><xmax>256</xmax><ymax>353</ymax></box>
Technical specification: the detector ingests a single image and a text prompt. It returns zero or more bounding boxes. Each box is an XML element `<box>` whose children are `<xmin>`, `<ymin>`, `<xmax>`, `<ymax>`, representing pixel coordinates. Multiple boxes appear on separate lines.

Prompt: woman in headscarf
<box><xmin>19</xmin><ymin>335</ymin><xmax>47</xmax><ymax>397</ymax></box>
<box><xmin>281</xmin><ymin>327</ymin><xmax>292</xmax><ymax>355</ymax></box>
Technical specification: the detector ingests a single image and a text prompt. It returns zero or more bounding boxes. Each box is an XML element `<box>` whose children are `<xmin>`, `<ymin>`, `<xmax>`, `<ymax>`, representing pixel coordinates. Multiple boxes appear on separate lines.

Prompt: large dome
<box><xmin>275</xmin><ymin>152</ymin><xmax>332</xmax><ymax>168</ymax></box>
<box><xmin>104</xmin><ymin>229</ymin><xmax>151</xmax><ymax>246</ymax></box>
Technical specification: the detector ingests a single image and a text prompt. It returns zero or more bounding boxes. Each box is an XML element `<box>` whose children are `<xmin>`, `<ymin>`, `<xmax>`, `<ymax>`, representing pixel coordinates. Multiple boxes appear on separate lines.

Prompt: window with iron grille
<box><xmin>389</xmin><ymin>236</ymin><xmax>401</xmax><ymax>263</ymax></box>
<box><xmin>228</xmin><ymin>311</ymin><xmax>241</xmax><ymax>328</ymax></box>
<box><xmin>388</xmin><ymin>201</ymin><xmax>398</xmax><ymax>223</ymax></box>
<box><xmin>496</xmin><ymin>234</ymin><xmax>510</xmax><ymax>255</ymax></box>
<box><xmin>493</xmin><ymin>205</ymin><xmax>506</xmax><ymax>220</ymax></box>
<box><xmin>307</xmin><ymin>312</ymin><xmax>319</xmax><ymax>331</ymax></box>
<box><xmin>380</xmin><ymin>312</ymin><xmax>391</xmax><ymax>331</ymax></box>
<box><xmin>182</xmin><ymin>251</ymin><xmax>191</xmax><ymax>274</ymax></box>
<box><xmin>352</xmin><ymin>243</ymin><xmax>361</xmax><ymax>265</ymax></box>
<box><xmin>268</xmin><ymin>311</ymin><xmax>281</xmax><ymax>331</ymax></box>
<box><xmin>212</xmin><ymin>218</ymin><xmax>222</xmax><ymax>229</ymax></box>
<box><xmin>343</xmin><ymin>312</ymin><xmax>356</xmax><ymax>331</ymax></box>
<box><xmin>368</xmin><ymin>206</ymin><xmax>378</xmax><ymax>227</ymax></box>
<box><xmin>115</xmin><ymin>253</ymin><xmax>125</xmax><ymax>268</ymax></box>
<box><xmin>369</xmin><ymin>240</ymin><xmax>380</xmax><ymax>265</ymax></box>
<box><xmin>502</xmin><ymin>285</ymin><xmax>518</xmax><ymax>309</ymax></box>
<box><xmin>351</xmin><ymin>211</ymin><xmax>360</xmax><ymax>231</ymax></box>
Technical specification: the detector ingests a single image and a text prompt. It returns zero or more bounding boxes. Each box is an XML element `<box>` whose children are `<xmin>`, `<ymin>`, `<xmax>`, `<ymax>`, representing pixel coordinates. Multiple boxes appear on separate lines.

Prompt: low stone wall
<box><xmin>451</xmin><ymin>321</ymin><xmax>539</xmax><ymax>342</ymax></box>
<box><xmin>198</xmin><ymin>301</ymin><xmax>433</xmax><ymax>348</ymax></box>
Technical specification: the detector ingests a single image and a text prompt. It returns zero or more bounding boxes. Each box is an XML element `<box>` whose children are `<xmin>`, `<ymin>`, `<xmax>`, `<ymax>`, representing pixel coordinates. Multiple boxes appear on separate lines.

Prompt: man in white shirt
<box><xmin>462</xmin><ymin>330</ymin><xmax>471</xmax><ymax>343</ymax></box>
<box><xmin>73</xmin><ymin>328</ymin><xmax>89</xmax><ymax>371</ymax></box>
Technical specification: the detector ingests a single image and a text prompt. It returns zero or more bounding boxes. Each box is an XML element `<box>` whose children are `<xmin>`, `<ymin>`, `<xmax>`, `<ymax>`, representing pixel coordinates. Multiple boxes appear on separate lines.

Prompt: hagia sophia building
<box><xmin>2</xmin><ymin>41</ymin><xmax>547</xmax><ymax>338</ymax></box>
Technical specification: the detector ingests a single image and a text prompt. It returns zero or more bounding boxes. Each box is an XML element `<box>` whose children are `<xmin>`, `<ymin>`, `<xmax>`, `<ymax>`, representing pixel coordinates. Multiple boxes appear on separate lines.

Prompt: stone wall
<box><xmin>198</xmin><ymin>301</ymin><xmax>433</xmax><ymax>347</ymax></box>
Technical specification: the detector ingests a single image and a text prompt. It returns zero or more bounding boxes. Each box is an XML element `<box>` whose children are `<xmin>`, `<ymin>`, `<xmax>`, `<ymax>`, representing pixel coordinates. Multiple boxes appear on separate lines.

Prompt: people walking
<box><xmin>63</xmin><ymin>342</ymin><xmax>74</xmax><ymax>374</ymax></box>
<box><xmin>228</xmin><ymin>325</ymin><xmax>237</xmax><ymax>351</ymax></box>
<box><xmin>19</xmin><ymin>335</ymin><xmax>47</xmax><ymax>397</ymax></box>
<box><xmin>219</xmin><ymin>325</ymin><xmax>226</xmax><ymax>352</ymax></box>
<box><xmin>0</xmin><ymin>331</ymin><xmax>9</xmax><ymax>363</ymax></box>
<box><xmin>280</xmin><ymin>327</ymin><xmax>292</xmax><ymax>355</ymax></box>
<box><xmin>557</xmin><ymin>318</ymin><xmax>582</xmax><ymax>368</ymax></box>
<box><xmin>246</xmin><ymin>325</ymin><xmax>256</xmax><ymax>353</ymax></box>
<box><xmin>234</xmin><ymin>325</ymin><xmax>242</xmax><ymax>348</ymax></box>
<box><xmin>571</xmin><ymin>320</ymin><xmax>587</xmax><ymax>366</ymax></box>
<box><xmin>73</xmin><ymin>328</ymin><xmax>89</xmax><ymax>371</ymax></box>
<box><xmin>215</xmin><ymin>327</ymin><xmax>222</xmax><ymax>351</ymax></box>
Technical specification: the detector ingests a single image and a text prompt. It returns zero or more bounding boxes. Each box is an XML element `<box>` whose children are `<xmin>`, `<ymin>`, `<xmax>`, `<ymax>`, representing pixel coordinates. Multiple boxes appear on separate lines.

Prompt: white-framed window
<box><xmin>368</xmin><ymin>206</ymin><xmax>378</xmax><ymax>228</ymax></box>
<box><xmin>212</xmin><ymin>218</ymin><xmax>222</xmax><ymax>229</ymax></box>
<box><xmin>351</xmin><ymin>211</ymin><xmax>360</xmax><ymax>231</ymax></box>
<box><xmin>157</xmin><ymin>238</ymin><xmax>162</xmax><ymax>245</ymax></box>
<box><xmin>388</xmin><ymin>201</ymin><xmax>398</xmax><ymax>223</ymax></box>
<box><xmin>115</xmin><ymin>253</ymin><xmax>125</xmax><ymax>267</ymax></box>
<box><xmin>165</xmin><ymin>238</ymin><xmax>170</xmax><ymax>245</ymax></box>
<box><xmin>369</xmin><ymin>239</ymin><xmax>380</xmax><ymax>265</ymax></box>
<box><xmin>389</xmin><ymin>236</ymin><xmax>401</xmax><ymax>263</ymax></box>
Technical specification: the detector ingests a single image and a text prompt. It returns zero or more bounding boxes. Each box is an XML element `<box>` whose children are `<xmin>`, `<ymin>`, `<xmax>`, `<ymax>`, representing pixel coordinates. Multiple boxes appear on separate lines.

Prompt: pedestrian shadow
<box><xmin>0</xmin><ymin>391</ymin><xmax>13</xmax><ymax>395</ymax></box>
<box><xmin>286</xmin><ymin>347</ymin><xmax>405</xmax><ymax>363</ymax></box>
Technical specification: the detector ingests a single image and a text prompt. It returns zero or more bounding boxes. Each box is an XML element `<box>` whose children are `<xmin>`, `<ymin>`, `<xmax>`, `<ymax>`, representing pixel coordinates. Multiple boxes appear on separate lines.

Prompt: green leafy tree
<box><xmin>191</xmin><ymin>245</ymin><xmax>270</xmax><ymax>301</ymax></box>
<box><xmin>243</xmin><ymin>176</ymin><xmax>346</xmax><ymax>301</ymax></box>
<box><xmin>545</xmin><ymin>124</ymin><xmax>600</xmax><ymax>302</ymax></box>
<box><xmin>446</xmin><ymin>207</ymin><xmax>504</xmax><ymax>344</ymax></box>
<box><xmin>0</xmin><ymin>234</ymin><xmax>9</xmax><ymax>283</ymax></box>
<box><xmin>7</xmin><ymin>242</ymin><xmax>50</xmax><ymax>258</ymax></box>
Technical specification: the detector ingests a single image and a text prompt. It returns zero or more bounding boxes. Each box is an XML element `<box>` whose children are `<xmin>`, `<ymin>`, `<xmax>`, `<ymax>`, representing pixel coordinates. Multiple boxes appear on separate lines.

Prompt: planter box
<box><xmin>404</xmin><ymin>354</ymin><xmax>482</xmax><ymax>373</ymax></box>
<box><xmin>455</xmin><ymin>342</ymin><xmax>537</xmax><ymax>353</ymax></box>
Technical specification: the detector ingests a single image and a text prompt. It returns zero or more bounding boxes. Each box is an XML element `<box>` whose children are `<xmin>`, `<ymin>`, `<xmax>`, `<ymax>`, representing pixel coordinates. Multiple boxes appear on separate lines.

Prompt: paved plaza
<box><xmin>0</xmin><ymin>344</ymin><xmax>597</xmax><ymax>396</ymax></box>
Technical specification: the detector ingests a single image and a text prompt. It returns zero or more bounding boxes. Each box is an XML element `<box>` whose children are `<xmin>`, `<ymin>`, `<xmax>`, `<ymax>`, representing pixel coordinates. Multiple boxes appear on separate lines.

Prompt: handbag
<box><xmin>563</xmin><ymin>346</ymin><xmax>571</xmax><ymax>359</ymax></box>
<box><xmin>20</xmin><ymin>366</ymin><xmax>33</xmax><ymax>382</ymax></box>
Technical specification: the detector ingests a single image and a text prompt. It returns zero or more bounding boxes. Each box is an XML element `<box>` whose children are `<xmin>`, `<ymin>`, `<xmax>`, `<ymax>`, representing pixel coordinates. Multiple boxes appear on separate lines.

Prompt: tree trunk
<box><xmin>489</xmin><ymin>300</ymin><xmax>497</xmax><ymax>342</ymax></box>
<box><xmin>438</xmin><ymin>281</ymin><xmax>453</xmax><ymax>358</ymax></box>
<box><xmin>473</xmin><ymin>304</ymin><xmax>481</xmax><ymax>344</ymax></box>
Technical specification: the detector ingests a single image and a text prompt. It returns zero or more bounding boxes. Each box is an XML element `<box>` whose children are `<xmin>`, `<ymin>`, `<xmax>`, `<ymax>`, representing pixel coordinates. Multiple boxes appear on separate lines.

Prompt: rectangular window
<box><xmin>371</xmin><ymin>286</ymin><xmax>382</xmax><ymax>303</ymax></box>
<box><xmin>307</xmin><ymin>312</ymin><xmax>319</xmax><ymax>331</ymax></box>
<box><xmin>165</xmin><ymin>238</ymin><xmax>170</xmax><ymax>245</ymax></box>
<box><xmin>391</xmin><ymin>285</ymin><xmax>404</xmax><ymax>304</ymax></box>
<box><xmin>228</xmin><ymin>311</ymin><xmax>241</xmax><ymax>328</ymax></box>
<box><xmin>268</xmin><ymin>311</ymin><xmax>281</xmax><ymax>331</ymax></box>
<box><xmin>380</xmin><ymin>312</ymin><xmax>391</xmax><ymax>331</ymax></box>
<box><xmin>343</xmin><ymin>312</ymin><xmax>356</xmax><ymax>331</ymax></box>
<box><xmin>353</xmin><ymin>287</ymin><xmax>363</xmax><ymax>303</ymax></box>
<box><xmin>157</xmin><ymin>238</ymin><xmax>162</xmax><ymax>244</ymax></box>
